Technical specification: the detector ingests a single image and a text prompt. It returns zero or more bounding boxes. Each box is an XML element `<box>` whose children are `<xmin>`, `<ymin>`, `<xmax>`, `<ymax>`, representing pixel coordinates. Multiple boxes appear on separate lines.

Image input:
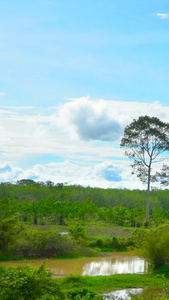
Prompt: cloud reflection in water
<box><xmin>82</xmin><ymin>256</ymin><xmax>145</xmax><ymax>276</ymax></box>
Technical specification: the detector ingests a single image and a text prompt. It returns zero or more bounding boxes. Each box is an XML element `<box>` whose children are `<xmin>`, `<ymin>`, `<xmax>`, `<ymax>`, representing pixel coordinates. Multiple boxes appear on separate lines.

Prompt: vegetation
<box><xmin>0</xmin><ymin>217</ymin><xmax>20</xmax><ymax>256</ymax></box>
<box><xmin>0</xmin><ymin>182</ymin><xmax>169</xmax><ymax>227</ymax></box>
<box><xmin>0</xmin><ymin>182</ymin><xmax>169</xmax><ymax>261</ymax></box>
<box><xmin>1</xmin><ymin>181</ymin><xmax>169</xmax><ymax>298</ymax></box>
<box><xmin>138</xmin><ymin>227</ymin><xmax>169</xmax><ymax>271</ymax></box>
<box><xmin>0</xmin><ymin>218</ymin><xmax>95</xmax><ymax>259</ymax></box>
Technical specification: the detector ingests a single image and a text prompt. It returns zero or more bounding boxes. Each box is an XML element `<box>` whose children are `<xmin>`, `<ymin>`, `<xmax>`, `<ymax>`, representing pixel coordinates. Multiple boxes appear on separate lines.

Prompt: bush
<box><xmin>0</xmin><ymin>263</ymin><xmax>65</xmax><ymax>300</ymax></box>
<box><xmin>0</xmin><ymin>217</ymin><xmax>21</xmax><ymax>256</ymax></box>
<box><xmin>138</xmin><ymin>228</ymin><xmax>169</xmax><ymax>270</ymax></box>
<box><xmin>14</xmin><ymin>228</ymin><xmax>76</xmax><ymax>258</ymax></box>
<box><xmin>0</xmin><ymin>265</ymin><xmax>103</xmax><ymax>300</ymax></box>
<box><xmin>66</xmin><ymin>218</ymin><xmax>87</xmax><ymax>243</ymax></box>
<box><xmin>130</xmin><ymin>228</ymin><xmax>149</xmax><ymax>248</ymax></box>
<box><xmin>67</xmin><ymin>288</ymin><xmax>98</xmax><ymax>299</ymax></box>
<box><xmin>87</xmin><ymin>236</ymin><xmax>134</xmax><ymax>251</ymax></box>
<box><xmin>62</xmin><ymin>274</ymin><xmax>87</xmax><ymax>287</ymax></box>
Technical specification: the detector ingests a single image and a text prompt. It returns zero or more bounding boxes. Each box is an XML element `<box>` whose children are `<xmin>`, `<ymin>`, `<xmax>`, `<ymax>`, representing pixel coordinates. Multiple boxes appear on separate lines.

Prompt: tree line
<box><xmin>0</xmin><ymin>182</ymin><xmax>169</xmax><ymax>227</ymax></box>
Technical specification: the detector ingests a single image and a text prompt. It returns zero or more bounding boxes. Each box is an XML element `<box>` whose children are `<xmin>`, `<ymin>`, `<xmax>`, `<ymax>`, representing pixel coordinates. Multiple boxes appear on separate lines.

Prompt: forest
<box><xmin>1</xmin><ymin>180</ymin><xmax>169</xmax><ymax>257</ymax></box>
<box><xmin>0</xmin><ymin>180</ymin><xmax>169</xmax><ymax>227</ymax></box>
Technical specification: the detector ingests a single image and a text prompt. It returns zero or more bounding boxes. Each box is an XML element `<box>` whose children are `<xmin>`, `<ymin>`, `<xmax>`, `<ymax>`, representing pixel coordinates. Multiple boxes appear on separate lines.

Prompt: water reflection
<box><xmin>103</xmin><ymin>288</ymin><xmax>143</xmax><ymax>300</ymax></box>
<box><xmin>103</xmin><ymin>288</ymin><xmax>167</xmax><ymax>300</ymax></box>
<box><xmin>82</xmin><ymin>255</ymin><xmax>145</xmax><ymax>276</ymax></box>
<box><xmin>0</xmin><ymin>253</ymin><xmax>146</xmax><ymax>276</ymax></box>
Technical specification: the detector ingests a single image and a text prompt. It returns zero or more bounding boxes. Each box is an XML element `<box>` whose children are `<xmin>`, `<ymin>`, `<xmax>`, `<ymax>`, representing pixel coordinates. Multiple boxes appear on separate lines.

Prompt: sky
<box><xmin>0</xmin><ymin>0</ymin><xmax>169</xmax><ymax>189</ymax></box>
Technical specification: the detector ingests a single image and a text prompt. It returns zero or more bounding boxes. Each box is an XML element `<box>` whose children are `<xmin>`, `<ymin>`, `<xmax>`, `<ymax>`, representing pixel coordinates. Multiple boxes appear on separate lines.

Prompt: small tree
<box><xmin>120</xmin><ymin>115</ymin><xmax>169</xmax><ymax>223</ymax></box>
<box><xmin>66</xmin><ymin>218</ymin><xmax>86</xmax><ymax>243</ymax></box>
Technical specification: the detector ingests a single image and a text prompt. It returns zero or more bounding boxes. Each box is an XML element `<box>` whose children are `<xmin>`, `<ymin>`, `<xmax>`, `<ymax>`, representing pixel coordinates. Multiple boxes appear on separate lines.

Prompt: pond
<box><xmin>0</xmin><ymin>252</ymin><xmax>146</xmax><ymax>276</ymax></box>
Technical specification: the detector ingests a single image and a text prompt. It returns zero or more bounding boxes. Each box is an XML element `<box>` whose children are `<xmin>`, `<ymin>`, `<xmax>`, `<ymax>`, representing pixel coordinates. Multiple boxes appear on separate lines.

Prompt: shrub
<box><xmin>67</xmin><ymin>288</ymin><xmax>98</xmax><ymax>299</ymax></box>
<box><xmin>0</xmin><ymin>263</ymin><xmax>65</xmax><ymax>300</ymax></box>
<box><xmin>87</xmin><ymin>236</ymin><xmax>133</xmax><ymax>251</ymax></box>
<box><xmin>14</xmin><ymin>228</ymin><xmax>76</xmax><ymax>258</ymax></box>
<box><xmin>138</xmin><ymin>228</ymin><xmax>169</xmax><ymax>270</ymax></box>
<box><xmin>62</xmin><ymin>274</ymin><xmax>87</xmax><ymax>287</ymax></box>
<box><xmin>0</xmin><ymin>217</ymin><xmax>21</xmax><ymax>256</ymax></box>
<box><xmin>66</xmin><ymin>218</ymin><xmax>87</xmax><ymax>243</ymax></box>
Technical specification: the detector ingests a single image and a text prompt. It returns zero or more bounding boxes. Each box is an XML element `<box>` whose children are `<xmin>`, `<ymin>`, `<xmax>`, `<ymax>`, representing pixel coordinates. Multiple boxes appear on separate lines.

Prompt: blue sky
<box><xmin>0</xmin><ymin>0</ymin><xmax>169</xmax><ymax>188</ymax></box>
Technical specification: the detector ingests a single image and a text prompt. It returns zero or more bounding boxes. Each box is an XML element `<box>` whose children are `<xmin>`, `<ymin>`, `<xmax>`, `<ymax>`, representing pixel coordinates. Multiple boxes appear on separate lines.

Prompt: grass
<box><xmin>86</xmin><ymin>222</ymin><xmax>135</xmax><ymax>239</ymax></box>
<box><xmin>28</xmin><ymin>222</ymin><xmax>135</xmax><ymax>238</ymax></box>
<box><xmin>57</xmin><ymin>273</ymin><xmax>169</xmax><ymax>294</ymax></box>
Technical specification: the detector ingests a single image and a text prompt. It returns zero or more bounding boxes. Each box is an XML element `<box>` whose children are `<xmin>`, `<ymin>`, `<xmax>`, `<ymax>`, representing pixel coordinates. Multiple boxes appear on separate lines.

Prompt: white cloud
<box><xmin>0</xmin><ymin>159</ymin><xmax>166</xmax><ymax>190</ymax></box>
<box><xmin>0</xmin><ymin>92</ymin><xmax>6</xmax><ymax>96</ymax></box>
<box><xmin>0</xmin><ymin>162</ymin><xmax>22</xmax><ymax>182</ymax></box>
<box><xmin>0</xmin><ymin>98</ymin><xmax>169</xmax><ymax>188</ymax></box>
<box><xmin>0</xmin><ymin>160</ymin><xmax>144</xmax><ymax>189</ymax></box>
<box><xmin>157</xmin><ymin>13</ymin><xmax>169</xmax><ymax>19</ymax></box>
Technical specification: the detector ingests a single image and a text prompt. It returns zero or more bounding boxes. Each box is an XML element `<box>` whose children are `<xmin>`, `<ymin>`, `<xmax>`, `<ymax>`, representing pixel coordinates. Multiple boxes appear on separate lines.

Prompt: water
<box><xmin>0</xmin><ymin>252</ymin><xmax>146</xmax><ymax>276</ymax></box>
<box><xmin>102</xmin><ymin>287</ymin><xmax>168</xmax><ymax>300</ymax></box>
<box><xmin>102</xmin><ymin>288</ymin><xmax>143</xmax><ymax>299</ymax></box>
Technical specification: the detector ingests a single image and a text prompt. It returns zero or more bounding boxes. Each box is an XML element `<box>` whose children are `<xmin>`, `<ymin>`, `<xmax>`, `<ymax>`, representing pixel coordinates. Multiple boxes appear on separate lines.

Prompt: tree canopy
<box><xmin>120</xmin><ymin>115</ymin><xmax>169</xmax><ymax>222</ymax></box>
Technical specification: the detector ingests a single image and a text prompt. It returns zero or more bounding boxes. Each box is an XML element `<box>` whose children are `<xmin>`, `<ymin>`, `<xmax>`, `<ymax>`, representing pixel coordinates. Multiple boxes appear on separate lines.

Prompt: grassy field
<box><xmin>86</xmin><ymin>222</ymin><xmax>135</xmax><ymax>239</ymax></box>
<box><xmin>28</xmin><ymin>222</ymin><xmax>136</xmax><ymax>238</ymax></box>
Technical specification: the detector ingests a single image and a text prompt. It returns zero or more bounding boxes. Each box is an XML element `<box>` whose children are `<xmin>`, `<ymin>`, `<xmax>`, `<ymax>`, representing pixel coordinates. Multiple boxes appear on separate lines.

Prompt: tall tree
<box><xmin>120</xmin><ymin>115</ymin><xmax>169</xmax><ymax>223</ymax></box>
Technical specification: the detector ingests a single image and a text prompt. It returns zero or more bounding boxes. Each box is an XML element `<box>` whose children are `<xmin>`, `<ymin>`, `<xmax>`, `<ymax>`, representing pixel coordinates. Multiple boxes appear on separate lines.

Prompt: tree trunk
<box><xmin>146</xmin><ymin>165</ymin><xmax>151</xmax><ymax>223</ymax></box>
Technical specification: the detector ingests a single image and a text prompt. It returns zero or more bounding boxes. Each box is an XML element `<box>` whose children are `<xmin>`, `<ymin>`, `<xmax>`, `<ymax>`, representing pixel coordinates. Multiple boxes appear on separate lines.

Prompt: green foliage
<box><xmin>138</xmin><ymin>228</ymin><xmax>169</xmax><ymax>270</ymax></box>
<box><xmin>0</xmin><ymin>266</ymin><xmax>104</xmax><ymax>300</ymax></box>
<box><xmin>130</xmin><ymin>228</ymin><xmax>149</xmax><ymax>248</ymax></box>
<box><xmin>62</xmin><ymin>274</ymin><xmax>87</xmax><ymax>286</ymax></box>
<box><xmin>0</xmin><ymin>263</ymin><xmax>65</xmax><ymax>300</ymax></box>
<box><xmin>149</xmin><ymin>206</ymin><xmax>169</xmax><ymax>226</ymax></box>
<box><xmin>0</xmin><ymin>216</ymin><xmax>95</xmax><ymax>260</ymax></box>
<box><xmin>67</xmin><ymin>288</ymin><xmax>98</xmax><ymax>299</ymax></box>
<box><xmin>0</xmin><ymin>217</ymin><xmax>21</xmax><ymax>255</ymax></box>
<box><xmin>13</xmin><ymin>227</ymin><xmax>83</xmax><ymax>258</ymax></box>
<box><xmin>0</xmin><ymin>183</ymin><xmax>169</xmax><ymax>241</ymax></box>
<box><xmin>62</xmin><ymin>273</ymin><xmax>168</xmax><ymax>292</ymax></box>
<box><xmin>0</xmin><ymin>183</ymin><xmax>169</xmax><ymax>229</ymax></box>
<box><xmin>66</xmin><ymin>218</ymin><xmax>87</xmax><ymax>242</ymax></box>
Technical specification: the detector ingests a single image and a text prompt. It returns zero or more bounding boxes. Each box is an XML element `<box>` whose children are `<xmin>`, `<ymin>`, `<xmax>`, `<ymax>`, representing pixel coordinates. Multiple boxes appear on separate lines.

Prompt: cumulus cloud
<box><xmin>67</xmin><ymin>106</ymin><xmax>122</xmax><ymax>141</ymax></box>
<box><xmin>56</xmin><ymin>98</ymin><xmax>124</xmax><ymax>142</ymax></box>
<box><xmin>157</xmin><ymin>13</ymin><xmax>169</xmax><ymax>19</ymax></box>
<box><xmin>55</xmin><ymin>97</ymin><xmax>169</xmax><ymax>143</ymax></box>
